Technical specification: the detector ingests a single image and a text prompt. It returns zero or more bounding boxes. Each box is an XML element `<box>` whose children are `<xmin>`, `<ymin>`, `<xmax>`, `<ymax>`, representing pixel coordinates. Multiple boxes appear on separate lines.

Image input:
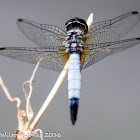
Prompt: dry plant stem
<box><xmin>14</xmin><ymin>129</ymin><xmax>19</xmax><ymax>140</ymax></box>
<box><xmin>0</xmin><ymin>76</ymin><xmax>21</xmax><ymax>108</ymax></box>
<box><xmin>26</xmin><ymin>57</ymin><xmax>45</xmax><ymax>121</ymax></box>
<box><xmin>23</xmin><ymin>81</ymin><xmax>34</xmax><ymax>120</ymax></box>
<box><xmin>0</xmin><ymin>76</ymin><xmax>26</xmax><ymax>140</ymax></box>
<box><xmin>23</xmin><ymin>80</ymin><xmax>35</xmax><ymax>101</ymax></box>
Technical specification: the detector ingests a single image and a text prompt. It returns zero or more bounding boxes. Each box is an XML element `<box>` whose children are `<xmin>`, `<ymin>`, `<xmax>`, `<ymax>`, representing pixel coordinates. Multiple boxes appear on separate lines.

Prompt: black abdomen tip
<box><xmin>132</xmin><ymin>11</ymin><xmax>138</xmax><ymax>14</ymax></box>
<box><xmin>18</xmin><ymin>18</ymin><xmax>23</xmax><ymax>22</ymax></box>
<box><xmin>69</xmin><ymin>98</ymin><xmax>79</xmax><ymax>125</ymax></box>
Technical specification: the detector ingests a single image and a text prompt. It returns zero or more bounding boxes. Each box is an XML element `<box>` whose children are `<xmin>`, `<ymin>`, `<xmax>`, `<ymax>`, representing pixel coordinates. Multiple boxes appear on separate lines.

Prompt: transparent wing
<box><xmin>81</xmin><ymin>38</ymin><xmax>140</xmax><ymax>69</ymax></box>
<box><xmin>0</xmin><ymin>46</ymin><xmax>68</xmax><ymax>72</ymax></box>
<box><xmin>17</xmin><ymin>18</ymin><xmax>67</xmax><ymax>47</ymax></box>
<box><xmin>85</xmin><ymin>11</ymin><xmax>140</xmax><ymax>44</ymax></box>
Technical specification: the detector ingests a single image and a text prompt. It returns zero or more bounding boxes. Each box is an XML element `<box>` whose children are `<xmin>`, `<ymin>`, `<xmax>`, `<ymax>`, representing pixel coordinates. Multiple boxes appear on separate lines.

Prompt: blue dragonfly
<box><xmin>0</xmin><ymin>11</ymin><xmax>140</xmax><ymax>125</ymax></box>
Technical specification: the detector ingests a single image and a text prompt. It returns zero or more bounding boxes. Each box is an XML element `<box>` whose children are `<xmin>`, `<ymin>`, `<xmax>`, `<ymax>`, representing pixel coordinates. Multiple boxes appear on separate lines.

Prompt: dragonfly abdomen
<box><xmin>68</xmin><ymin>53</ymin><xmax>81</xmax><ymax>125</ymax></box>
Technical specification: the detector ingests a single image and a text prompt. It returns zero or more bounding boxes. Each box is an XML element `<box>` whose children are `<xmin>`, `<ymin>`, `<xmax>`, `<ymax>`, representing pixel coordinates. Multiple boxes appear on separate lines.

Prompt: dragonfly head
<box><xmin>65</xmin><ymin>17</ymin><xmax>88</xmax><ymax>34</ymax></box>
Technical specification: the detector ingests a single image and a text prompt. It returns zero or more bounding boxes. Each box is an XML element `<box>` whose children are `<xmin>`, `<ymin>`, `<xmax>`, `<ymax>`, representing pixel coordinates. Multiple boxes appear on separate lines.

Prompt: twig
<box><xmin>22</xmin><ymin>80</ymin><xmax>34</xmax><ymax>120</ymax></box>
<box><xmin>26</xmin><ymin>57</ymin><xmax>44</xmax><ymax>121</ymax></box>
<box><xmin>23</xmin><ymin>80</ymin><xmax>35</xmax><ymax>101</ymax></box>
<box><xmin>0</xmin><ymin>76</ymin><xmax>27</xmax><ymax>140</ymax></box>
<box><xmin>0</xmin><ymin>76</ymin><xmax>21</xmax><ymax>108</ymax></box>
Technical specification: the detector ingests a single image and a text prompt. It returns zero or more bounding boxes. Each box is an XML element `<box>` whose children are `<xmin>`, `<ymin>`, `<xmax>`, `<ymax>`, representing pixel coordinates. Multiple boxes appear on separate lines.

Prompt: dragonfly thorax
<box><xmin>65</xmin><ymin>30</ymin><xmax>84</xmax><ymax>53</ymax></box>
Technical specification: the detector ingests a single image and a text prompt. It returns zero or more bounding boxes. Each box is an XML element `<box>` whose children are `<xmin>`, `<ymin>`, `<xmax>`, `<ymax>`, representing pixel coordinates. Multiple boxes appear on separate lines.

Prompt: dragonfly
<box><xmin>0</xmin><ymin>11</ymin><xmax>140</xmax><ymax>125</ymax></box>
